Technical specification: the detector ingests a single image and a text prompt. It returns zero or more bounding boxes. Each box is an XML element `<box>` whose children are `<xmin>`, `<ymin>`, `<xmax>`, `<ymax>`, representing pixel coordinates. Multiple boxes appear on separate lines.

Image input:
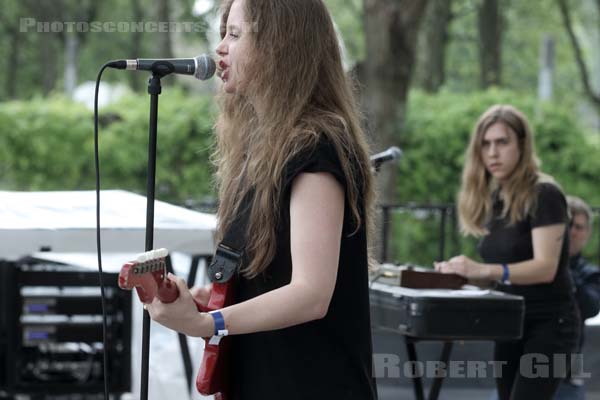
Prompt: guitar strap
<box><xmin>207</xmin><ymin>189</ymin><xmax>254</xmax><ymax>284</ymax></box>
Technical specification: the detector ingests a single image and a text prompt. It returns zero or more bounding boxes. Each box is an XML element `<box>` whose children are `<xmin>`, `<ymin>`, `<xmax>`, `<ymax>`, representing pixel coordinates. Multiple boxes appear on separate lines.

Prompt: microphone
<box><xmin>107</xmin><ymin>54</ymin><xmax>216</xmax><ymax>80</ymax></box>
<box><xmin>370</xmin><ymin>146</ymin><xmax>403</xmax><ymax>170</ymax></box>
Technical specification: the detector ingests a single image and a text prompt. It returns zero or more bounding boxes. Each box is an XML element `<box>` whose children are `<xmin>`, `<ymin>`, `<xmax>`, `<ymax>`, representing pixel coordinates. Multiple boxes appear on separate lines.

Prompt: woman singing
<box><xmin>145</xmin><ymin>0</ymin><xmax>378</xmax><ymax>399</ymax></box>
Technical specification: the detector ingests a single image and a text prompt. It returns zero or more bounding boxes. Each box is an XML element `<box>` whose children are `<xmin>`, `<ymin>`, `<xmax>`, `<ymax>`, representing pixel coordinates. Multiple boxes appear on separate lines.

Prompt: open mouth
<box><xmin>216</xmin><ymin>60</ymin><xmax>228</xmax><ymax>81</ymax></box>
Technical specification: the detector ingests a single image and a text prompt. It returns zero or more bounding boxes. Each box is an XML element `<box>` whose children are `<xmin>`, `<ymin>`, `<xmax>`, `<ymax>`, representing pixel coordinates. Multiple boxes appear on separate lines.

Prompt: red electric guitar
<box><xmin>118</xmin><ymin>248</ymin><xmax>235</xmax><ymax>399</ymax></box>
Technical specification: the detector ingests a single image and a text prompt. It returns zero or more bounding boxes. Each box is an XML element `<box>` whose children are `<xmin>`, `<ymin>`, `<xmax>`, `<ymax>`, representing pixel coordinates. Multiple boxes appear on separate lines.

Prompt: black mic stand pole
<box><xmin>140</xmin><ymin>71</ymin><xmax>165</xmax><ymax>400</ymax></box>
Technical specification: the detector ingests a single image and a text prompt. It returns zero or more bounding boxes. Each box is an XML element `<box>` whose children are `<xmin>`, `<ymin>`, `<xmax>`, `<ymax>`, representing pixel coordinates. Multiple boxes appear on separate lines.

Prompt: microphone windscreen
<box><xmin>389</xmin><ymin>146</ymin><xmax>403</xmax><ymax>160</ymax></box>
<box><xmin>195</xmin><ymin>54</ymin><xmax>216</xmax><ymax>80</ymax></box>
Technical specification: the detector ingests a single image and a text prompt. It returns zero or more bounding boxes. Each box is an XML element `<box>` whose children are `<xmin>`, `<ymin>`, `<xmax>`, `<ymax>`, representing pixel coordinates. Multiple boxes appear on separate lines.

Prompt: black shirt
<box><xmin>478</xmin><ymin>182</ymin><xmax>576</xmax><ymax>316</ymax></box>
<box><xmin>569</xmin><ymin>254</ymin><xmax>600</xmax><ymax>321</ymax></box>
<box><xmin>230</xmin><ymin>137</ymin><xmax>378</xmax><ymax>400</ymax></box>
<box><xmin>569</xmin><ymin>253</ymin><xmax>600</xmax><ymax>350</ymax></box>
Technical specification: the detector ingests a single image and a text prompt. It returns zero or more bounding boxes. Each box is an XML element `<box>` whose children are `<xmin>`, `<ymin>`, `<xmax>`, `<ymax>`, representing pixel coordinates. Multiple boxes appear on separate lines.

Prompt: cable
<box><xmin>94</xmin><ymin>62</ymin><xmax>113</xmax><ymax>400</ymax></box>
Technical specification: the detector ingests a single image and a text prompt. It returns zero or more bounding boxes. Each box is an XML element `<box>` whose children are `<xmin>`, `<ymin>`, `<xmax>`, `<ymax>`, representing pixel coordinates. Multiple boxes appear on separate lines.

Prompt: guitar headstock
<box><xmin>118</xmin><ymin>248</ymin><xmax>170</xmax><ymax>303</ymax></box>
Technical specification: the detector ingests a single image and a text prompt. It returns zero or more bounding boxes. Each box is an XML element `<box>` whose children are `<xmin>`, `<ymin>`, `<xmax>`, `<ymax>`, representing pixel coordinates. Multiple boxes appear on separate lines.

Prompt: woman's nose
<box><xmin>216</xmin><ymin>40</ymin><xmax>227</xmax><ymax>57</ymax></box>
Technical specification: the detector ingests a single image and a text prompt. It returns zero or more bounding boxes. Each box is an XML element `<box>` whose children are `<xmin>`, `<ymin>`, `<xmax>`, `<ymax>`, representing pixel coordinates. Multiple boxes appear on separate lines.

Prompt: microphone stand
<box><xmin>135</xmin><ymin>58</ymin><xmax>209</xmax><ymax>399</ymax></box>
<box><xmin>140</xmin><ymin>71</ymin><xmax>164</xmax><ymax>400</ymax></box>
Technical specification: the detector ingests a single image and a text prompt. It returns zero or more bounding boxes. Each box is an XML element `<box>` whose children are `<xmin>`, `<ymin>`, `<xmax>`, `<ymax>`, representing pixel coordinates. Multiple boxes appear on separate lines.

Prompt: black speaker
<box><xmin>0</xmin><ymin>260</ymin><xmax>17</xmax><ymax>397</ymax></box>
<box><xmin>0</xmin><ymin>256</ymin><xmax>131</xmax><ymax>398</ymax></box>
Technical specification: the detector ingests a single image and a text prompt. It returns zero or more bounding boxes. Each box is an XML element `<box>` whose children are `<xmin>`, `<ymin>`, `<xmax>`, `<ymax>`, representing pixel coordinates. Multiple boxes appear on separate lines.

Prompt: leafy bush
<box><xmin>0</xmin><ymin>96</ymin><xmax>95</xmax><ymax>190</ymax></box>
<box><xmin>398</xmin><ymin>88</ymin><xmax>600</xmax><ymax>204</ymax></box>
<box><xmin>0</xmin><ymin>91</ymin><xmax>217</xmax><ymax>204</ymax></box>
<box><xmin>1</xmin><ymin>89</ymin><xmax>598</xmax><ymax>264</ymax></box>
<box><xmin>99</xmin><ymin>90</ymin><xmax>217</xmax><ymax>204</ymax></box>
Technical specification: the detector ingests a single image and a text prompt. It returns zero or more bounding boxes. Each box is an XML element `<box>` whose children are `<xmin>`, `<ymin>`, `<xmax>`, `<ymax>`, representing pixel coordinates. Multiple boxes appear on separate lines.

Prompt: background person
<box><xmin>435</xmin><ymin>104</ymin><xmax>580</xmax><ymax>400</ymax></box>
<box><xmin>554</xmin><ymin>195</ymin><xmax>600</xmax><ymax>400</ymax></box>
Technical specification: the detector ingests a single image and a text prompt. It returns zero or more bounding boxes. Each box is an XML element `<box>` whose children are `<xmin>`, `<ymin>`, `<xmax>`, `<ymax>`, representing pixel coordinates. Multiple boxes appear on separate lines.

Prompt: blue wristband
<box><xmin>501</xmin><ymin>263</ymin><xmax>510</xmax><ymax>284</ymax></box>
<box><xmin>209</xmin><ymin>310</ymin><xmax>228</xmax><ymax>336</ymax></box>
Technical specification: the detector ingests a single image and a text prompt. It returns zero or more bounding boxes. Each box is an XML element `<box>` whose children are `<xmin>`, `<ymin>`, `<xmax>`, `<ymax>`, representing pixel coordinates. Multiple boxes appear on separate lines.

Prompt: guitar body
<box><xmin>196</xmin><ymin>280</ymin><xmax>235</xmax><ymax>397</ymax></box>
<box><xmin>117</xmin><ymin>249</ymin><xmax>233</xmax><ymax>399</ymax></box>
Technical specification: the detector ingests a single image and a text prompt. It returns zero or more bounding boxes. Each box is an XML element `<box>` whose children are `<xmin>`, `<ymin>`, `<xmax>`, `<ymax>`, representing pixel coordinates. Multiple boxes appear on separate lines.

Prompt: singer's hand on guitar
<box><xmin>190</xmin><ymin>284</ymin><xmax>213</xmax><ymax>307</ymax></box>
<box><xmin>434</xmin><ymin>255</ymin><xmax>491</xmax><ymax>280</ymax></box>
<box><xmin>145</xmin><ymin>273</ymin><xmax>214</xmax><ymax>338</ymax></box>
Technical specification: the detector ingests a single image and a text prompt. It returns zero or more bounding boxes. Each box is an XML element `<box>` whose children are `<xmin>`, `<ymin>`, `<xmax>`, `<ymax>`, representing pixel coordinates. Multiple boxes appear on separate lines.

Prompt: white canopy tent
<box><xmin>0</xmin><ymin>190</ymin><xmax>216</xmax><ymax>261</ymax></box>
<box><xmin>0</xmin><ymin>190</ymin><xmax>217</xmax><ymax>399</ymax></box>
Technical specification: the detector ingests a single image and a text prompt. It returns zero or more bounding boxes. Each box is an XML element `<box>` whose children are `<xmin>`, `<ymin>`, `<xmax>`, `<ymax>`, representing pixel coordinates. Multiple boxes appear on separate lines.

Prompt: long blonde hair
<box><xmin>458</xmin><ymin>104</ymin><xmax>550</xmax><ymax>236</ymax></box>
<box><xmin>214</xmin><ymin>0</ymin><xmax>375</xmax><ymax>277</ymax></box>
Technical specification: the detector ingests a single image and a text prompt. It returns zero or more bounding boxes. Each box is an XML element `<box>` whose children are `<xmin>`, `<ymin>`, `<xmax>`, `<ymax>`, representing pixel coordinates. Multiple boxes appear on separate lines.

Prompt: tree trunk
<box><xmin>5</xmin><ymin>28</ymin><xmax>20</xmax><ymax>99</ymax></box>
<box><xmin>478</xmin><ymin>0</ymin><xmax>503</xmax><ymax>88</ymax></box>
<box><xmin>156</xmin><ymin>0</ymin><xmax>175</xmax><ymax>85</ymax></box>
<box><xmin>556</xmin><ymin>0</ymin><xmax>600</xmax><ymax>109</ymax></box>
<box><xmin>363</xmin><ymin>0</ymin><xmax>429</xmax><ymax>204</ymax></box>
<box><xmin>20</xmin><ymin>0</ymin><xmax>60</xmax><ymax>96</ymax></box>
<box><xmin>421</xmin><ymin>0</ymin><xmax>453</xmax><ymax>93</ymax></box>
<box><xmin>39</xmin><ymin>34</ymin><xmax>58</xmax><ymax>95</ymax></box>
<box><xmin>157</xmin><ymin>0</ymin><xmax>174</xmax><ymax>59</ymax></box>
<box><xmin>362</xmin><ymin>0</ymin><xmax>429</xmax><ymax>262</ymax></box>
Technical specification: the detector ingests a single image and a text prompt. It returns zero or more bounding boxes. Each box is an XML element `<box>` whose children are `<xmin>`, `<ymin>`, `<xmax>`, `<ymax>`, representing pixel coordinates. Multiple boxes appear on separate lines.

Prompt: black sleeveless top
<box><xmin>229</xmin><ymin>137</ymin><xmax>377</xmax><ymax>400</ymax></box>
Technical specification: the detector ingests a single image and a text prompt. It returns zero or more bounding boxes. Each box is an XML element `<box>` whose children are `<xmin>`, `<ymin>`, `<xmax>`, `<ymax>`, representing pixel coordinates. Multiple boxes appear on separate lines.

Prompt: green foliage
<box><xmin>399</xmin><ymin>88</ymin><xmax>600</xmax><ymax>204</ymax></box>
<box><xmin>99</xmin><ymin>90</ymin><xmax>217</xmax><ymax>203</ymax></box>
<box><xmin>427</xmin><ymin>0</ymin><xmax>590</xmax><ymax>104</ymax></box>
<box><xmin>533</xmin><ymin>105</ymin><xmax>600</xmax><ymax>207</ymax></box>
<box><xmin>0</xmin><ymin>0</ymin><xmax>214</xmax><ymax>100</ymax></box>
<box><xmin>324</xmin><ymin>0</ymin><xmax>365</xmax><ymax>64</ymax></box>
<box><xmin>0</xmin><ymin>91</ymin><xmax>217</xmax><ymax>204</ymax></box>
<box><xmin>502</xmin><ymin>0</ymin><xmax>583</xmax><ymax>99</ymax></box>
<box><xmin>0</xmin><ymin>97</ymin><xmax>95</xmax><ymax>190</ymax></box>
<box><xmin>2</xmin><ymin>88</ymin><xmax>599</xmax><ymax>265</ymax></box>
<box><xmin>386</xmin><ymin>206</ymin><xmax>479</xmax><ymax>267</ymax></box>
<box><xmin>387</xmin><ymin>88</ymin><xmax>600</xmax><ymax>265</ymax></box>
<box><xmin>442</xmin><ymin>0</ymin><xmax>480</xmax><ymax>92</ymax></box>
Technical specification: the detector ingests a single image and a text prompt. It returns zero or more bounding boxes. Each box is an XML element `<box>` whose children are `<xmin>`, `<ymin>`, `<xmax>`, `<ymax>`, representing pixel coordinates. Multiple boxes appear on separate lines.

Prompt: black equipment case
<box><xmin>370</xmin><ymin>282</ymin><xmax>524</xmax><ymax>340</ymax></box>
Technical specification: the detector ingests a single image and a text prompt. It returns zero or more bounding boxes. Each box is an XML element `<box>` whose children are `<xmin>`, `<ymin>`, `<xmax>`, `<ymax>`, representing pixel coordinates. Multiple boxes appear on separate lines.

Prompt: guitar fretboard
<box><xmin>133</xmin><ymin>261</ymin><xmax>165</xmax><ymax>274</ymax></box>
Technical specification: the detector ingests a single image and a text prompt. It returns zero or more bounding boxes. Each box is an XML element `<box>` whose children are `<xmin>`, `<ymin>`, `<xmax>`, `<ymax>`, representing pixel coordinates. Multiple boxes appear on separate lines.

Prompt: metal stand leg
<box><xmin>428</xmin><ymin>341</ymin><xmax>453</xmax><ymax>400</ymax></box>
<box><xmin>404</xmin><ymin>337</ymin><xmax>425</xmax><ymax>400</ymax></box>
<box><xmin>404</xmin><ymin>337</ymin><xmax>454</xmax><ymax>400</ymax></box>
